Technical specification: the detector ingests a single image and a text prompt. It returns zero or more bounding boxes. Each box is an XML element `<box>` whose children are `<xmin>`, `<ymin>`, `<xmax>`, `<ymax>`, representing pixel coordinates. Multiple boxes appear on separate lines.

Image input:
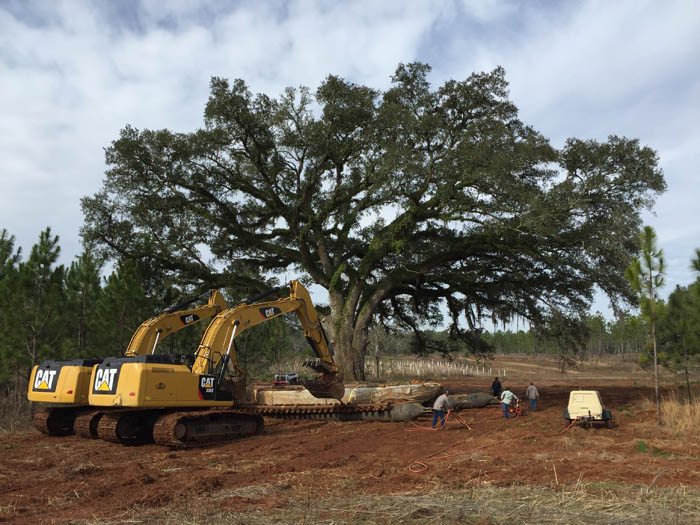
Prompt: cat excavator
<box><xmin>88</xmin><ymin>280</ymin><xmax>345</xmax><ymax>446</ymax></box>
<box><xmin>28</xmin><ymin>289</ymin><xmax>227</xmax><ymax>436</ymax></box>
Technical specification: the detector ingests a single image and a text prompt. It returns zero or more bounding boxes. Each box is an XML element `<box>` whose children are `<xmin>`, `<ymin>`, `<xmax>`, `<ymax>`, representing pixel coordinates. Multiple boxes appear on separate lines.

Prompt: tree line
<box><xmin>0</xmin><ymin>227</ymin><xmax>158</xmax><ymax>392</ymax></box>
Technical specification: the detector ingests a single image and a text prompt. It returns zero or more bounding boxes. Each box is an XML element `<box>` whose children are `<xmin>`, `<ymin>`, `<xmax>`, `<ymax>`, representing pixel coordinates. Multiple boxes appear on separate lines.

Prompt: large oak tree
<box><xmin>82</xmin><ymin>63</ymin><xmax>665</xmax><ymax>380</ymax></box>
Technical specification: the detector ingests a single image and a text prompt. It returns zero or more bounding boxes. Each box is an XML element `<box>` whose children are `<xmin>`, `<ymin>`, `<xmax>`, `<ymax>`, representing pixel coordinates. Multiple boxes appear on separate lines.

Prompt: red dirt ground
<box><xmin>2</xmin><ymin>378</ymin><xmax>698</xmax><ymax>523</ymax></box>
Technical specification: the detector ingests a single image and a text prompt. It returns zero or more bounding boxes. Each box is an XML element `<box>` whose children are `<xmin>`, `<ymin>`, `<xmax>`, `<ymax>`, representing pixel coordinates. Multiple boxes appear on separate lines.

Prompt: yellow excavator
<box><xmin>28</xmin><ymin>289</ymin><xmax>227</xmax><ymax>436</ymax></box>
<box><xmin>88</xmin><ymin>280</ymin><xmax>345</xmax><ymax>446</ymax></box>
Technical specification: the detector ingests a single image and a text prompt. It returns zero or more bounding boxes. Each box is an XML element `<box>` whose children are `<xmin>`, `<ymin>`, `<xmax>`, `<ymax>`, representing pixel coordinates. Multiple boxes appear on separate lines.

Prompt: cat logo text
<box><xmin>181</xmin><ymin>314</ymin><xmax>199</xmax><ymax>325</ymax></box>
<box><xmin>198</xmin><ymin>375</ymin><xmax>216</xmax><ymax>400</ymax></box>
<box><xmin>94</xmin><ymin>368</ymin><xmax>119</xmax><ymax>393</ymax></box>
<box><xmin>200</xmin><ymin>376</ymin><xmax>215</xmax><ymax>393</ymax></box>
<box><xmin>33</xmin><ymin>369</ymin><xmax>58</xmax><ymax>391</ymax></box>
<box><xmin>260</xmin><ymin>306</ymin><xmax>282</xmax><ymax>319</ymax></box>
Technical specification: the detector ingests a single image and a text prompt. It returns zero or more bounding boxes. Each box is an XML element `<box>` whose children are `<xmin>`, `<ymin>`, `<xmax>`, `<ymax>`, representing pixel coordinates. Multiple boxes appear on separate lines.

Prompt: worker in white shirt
<box><xmin>432</xmin><ymin>390</ymin><xmax>450</xmax><ymax>428</ymax></box>
<box><xmin>499</xmin><ymin>387</ymin><xmax>518</xmax><ymax>418</ymax></box>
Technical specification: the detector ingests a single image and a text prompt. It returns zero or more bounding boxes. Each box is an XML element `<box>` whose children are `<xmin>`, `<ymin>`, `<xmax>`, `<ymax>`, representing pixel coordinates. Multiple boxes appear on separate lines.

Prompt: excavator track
<box><xmin>245</xmin><ymin>401</ymin><xmax>426</xmax><ymax>423</ymax></box>
<box><xmin>82</xmin><ymin>402</ymin><xmax>425</xmax><ymax>448</ymax></box>
<box><xmin>32</xmin><ymin>409</ymin><xmax>51</xmax><ymax>435</ymax></box>
<box><xmin>97</xmin><ymin>410</ymin><xmax>162</xmax><ymax>445</ymax></box>
<box><xmin>32</xmin><ymin>407</ymin><xmax>82</xmax><ymax>436</ymax></box>
<box><xmin>248</xmin><ymin>402</ymin><xmax>390</xmax><ymax>421</ymax></box>
<box><xmin>74</xmin><ymin>410</ymin><xmax>104</xmax><ymax>439</ymax></box>
<box><xmin>153</xmin><ymin>410</ymin><xmax>263</xmax><ymax>447</ymax></box>
<box><xmin>96</xmin><ymin>412</ymin><xmax>122</xmax><ymax>444</ymax></box>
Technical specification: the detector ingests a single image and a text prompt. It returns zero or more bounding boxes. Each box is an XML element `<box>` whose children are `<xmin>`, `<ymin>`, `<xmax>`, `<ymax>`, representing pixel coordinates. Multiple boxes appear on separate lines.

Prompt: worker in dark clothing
<box><xmin>491</xmin><ymin>377</ymin><xmax>502</xmax><ymax>397</ymax></box>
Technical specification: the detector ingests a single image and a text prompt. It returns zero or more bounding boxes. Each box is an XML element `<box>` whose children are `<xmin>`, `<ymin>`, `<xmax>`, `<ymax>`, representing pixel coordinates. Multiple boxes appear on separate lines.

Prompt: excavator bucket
<box><xmin>303</xmin><ymin>373</ymin><xmax>345</xmax><ymax>401</ymax></box>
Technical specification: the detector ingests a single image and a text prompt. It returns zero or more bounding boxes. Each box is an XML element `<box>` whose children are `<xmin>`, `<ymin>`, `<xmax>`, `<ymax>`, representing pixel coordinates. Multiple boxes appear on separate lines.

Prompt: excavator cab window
<box><xmin>177</xmin><ymin>353</ymin><xmax>195</xmax><ymax>368</ymax></box>
<box><xmin>211</xmin><ymin>352</ymin><xmax>236</xmax><ymax>390</ymax></box>
<box><xmin>209</xmin><ymin>350</ymin><xmax>245</xmax><ymax>401</ymax></box>
<box><xmin>211</xmin><ymin>351</ymin><xmax>224</xmax><ymax>377</ymax></box>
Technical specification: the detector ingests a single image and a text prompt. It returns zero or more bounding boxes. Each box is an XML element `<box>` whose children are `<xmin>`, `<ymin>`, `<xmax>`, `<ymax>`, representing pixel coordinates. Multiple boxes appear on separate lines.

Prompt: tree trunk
<box><xmin>79</xmin><ymin>292</ymin><xmax>87</xmax><ymax>355</ymax></box>
<box><xmin>683</xmin><ymin>334</ymin><xmax>692</xmax><ymax>403</ymax></box>
<box><xmin>332</xmin><ymin>331</ymin><xmax>367</xmax><ymax>381</ymax></box>
<box><xmin>651</xmin><ymin>321</ymin><xmax>660</xmax><ymax>424</ymax></box>
<box><xmin>374</xmin><ymin>339</ymin><xmax>381</xmax><ymax>380</ymax></box>
<box><xmin>329</xmin><ymin>288</ymin><xmax>369</xmax><ymax>382</ymax></box>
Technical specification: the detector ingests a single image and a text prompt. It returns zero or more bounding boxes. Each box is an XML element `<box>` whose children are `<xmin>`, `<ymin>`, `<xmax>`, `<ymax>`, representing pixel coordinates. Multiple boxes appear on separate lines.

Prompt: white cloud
<box><xmin>1</xmin><ymin>0</ymin><xmax>447</xmax><ymax>266</ymax></box>
<box><xmin>0</xmin><ymin>0</ymin><xmax>698</xmax><ymax>311</ymax></box>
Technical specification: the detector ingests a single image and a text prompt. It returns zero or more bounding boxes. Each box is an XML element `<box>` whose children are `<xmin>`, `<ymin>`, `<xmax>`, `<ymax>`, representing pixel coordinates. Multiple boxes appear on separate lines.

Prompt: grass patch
<box><xmin>585</xmin><ymin>481</ymin><xmax>623</xmax><ymax>491</ymax></box>
<box><xmin>75</xmin><ymin>484</ymin><xmax>700</xmax><ymax>525</ymax></box>
<box><xmin>0</xmin><ymin>504</ymin><xmax>17</xmax><ymax>519</ymax></box>
<box><xmin>635</xmin><ymin>440</ymin><xmax>649</xmax><ymax>453</ymax></box>
<box><xmin>652</xmin><ymin>447</ymin><xmax>671</xmax><ymax>458</ymax></box>
<box><xmin>64</xmin><ymin>462</ymin><xmax>98</xmax><ymax>478</ymax></box>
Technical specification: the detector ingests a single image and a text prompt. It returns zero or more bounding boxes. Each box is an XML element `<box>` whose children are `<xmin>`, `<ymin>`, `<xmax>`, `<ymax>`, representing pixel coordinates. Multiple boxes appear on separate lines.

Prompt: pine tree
<box><xmin>93</xmin><ymin>260</ymin><xmax>154</xmax><ymax>357</ymax></box>
<box><xmin>16</xmin><ymin>228</ymin><xmax>66</xmax><ymax>371</ymax></box>
<box><xmin>626</xmin><ymin>226</ymin><xmax>665</xmax><ymax>423</ymax></box>
<box><xmin>0</xmin><ymin>229</ymin><xmax>22</xmax><ymax>388</ymax></box>
<box><xmin>64</xmin><ymin>249</ymin><xmax>103</xmax><ymax>357</ymax></box>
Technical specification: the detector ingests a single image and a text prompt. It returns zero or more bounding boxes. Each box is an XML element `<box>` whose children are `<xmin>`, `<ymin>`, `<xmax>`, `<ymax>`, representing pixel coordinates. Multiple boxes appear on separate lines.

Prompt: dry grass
<box><xmin>63</xmin><ymin>461</ymin><xmax>99</xmax><ymax>478</ymax></box>
<box><xmin>76</xmin><ymin>484</ymin><xmax>700</xmax><ymax>524</ymax></box>
<box><xmin>660</xmin><ymin>389</ymin><xmax>700</xmax><ymax>434</ymax></box>
<box><xmin>639</xmin><ymin>387</ymin><xmax>700</xmax><ymax>435</ymax></box>
<box><xmin>0</xmin><ymin>395</ymin><xmax>31</xmax><ymax>432</ymax></box>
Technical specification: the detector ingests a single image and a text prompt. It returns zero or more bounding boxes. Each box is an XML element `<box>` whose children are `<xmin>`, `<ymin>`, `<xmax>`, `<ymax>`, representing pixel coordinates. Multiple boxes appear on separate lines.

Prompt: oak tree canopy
<box><xmin>82</xmin><ymin>63</ymin><xmax>666</xmax><ymax>380</ymax></box>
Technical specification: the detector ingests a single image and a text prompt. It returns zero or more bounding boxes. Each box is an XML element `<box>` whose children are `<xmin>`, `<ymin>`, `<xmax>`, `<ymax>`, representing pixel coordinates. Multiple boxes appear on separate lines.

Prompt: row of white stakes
<box><xmin>366</xmin><ymin>359</ymin><xmax>506</xmax><ymax>378</ymax></box>
<box><xmin>287</xmin><ymin>358</ymin><xmax>507</xmax><ymax>378</ymax></box>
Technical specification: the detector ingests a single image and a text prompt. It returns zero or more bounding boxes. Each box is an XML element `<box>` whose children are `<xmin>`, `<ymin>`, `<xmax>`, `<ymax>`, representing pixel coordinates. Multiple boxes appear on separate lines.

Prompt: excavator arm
<box><xmin>124</xmin><ymin>290</ymin><xmax>227</xmax><ymax>357</ymax></box>
<box><xmin>191</xmin><ymin>281</ymin><xmax>344</xmax><ymax>400</ymax></box>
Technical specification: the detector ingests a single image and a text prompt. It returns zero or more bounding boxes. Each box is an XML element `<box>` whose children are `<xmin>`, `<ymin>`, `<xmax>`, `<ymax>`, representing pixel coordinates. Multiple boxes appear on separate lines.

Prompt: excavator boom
<box><xmin>124</xmin><ymin>289</ymin><xmax>227</xmax><ymax>356</ymax></box>
<box><xmin>190</xmin><ymin>281</ymin><xmax>343</xmax><ymax>400</ymax></box>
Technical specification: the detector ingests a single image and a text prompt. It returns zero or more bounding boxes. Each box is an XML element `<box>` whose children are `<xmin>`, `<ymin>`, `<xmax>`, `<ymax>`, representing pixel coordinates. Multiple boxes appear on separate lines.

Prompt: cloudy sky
<box><xmin>1</xmin><ymin>0</ymin><xmax>699</xmax><ymax>312</ymax></box>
